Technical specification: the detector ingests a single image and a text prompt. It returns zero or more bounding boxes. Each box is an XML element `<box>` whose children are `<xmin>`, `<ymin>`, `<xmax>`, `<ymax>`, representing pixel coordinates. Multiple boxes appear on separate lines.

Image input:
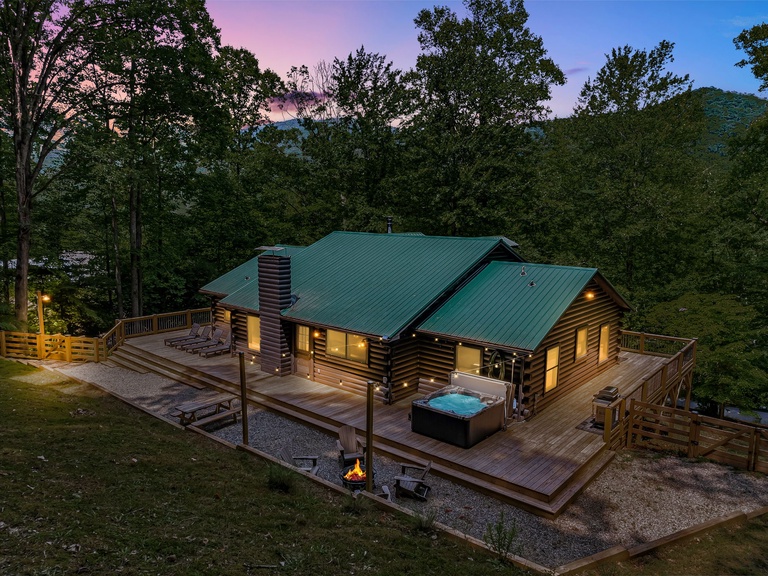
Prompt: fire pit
<box><xmin>341</xmin><ymin>459</ymin><xmax>369</xmax><ymax>491</ymax></box>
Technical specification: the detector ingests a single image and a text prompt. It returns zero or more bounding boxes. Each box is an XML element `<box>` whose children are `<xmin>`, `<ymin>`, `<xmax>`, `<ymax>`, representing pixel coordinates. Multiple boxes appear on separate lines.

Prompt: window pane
<box><xmin>575</xmin><ymin>326</ymin><xmax>588</xmax><ymax>358</ymax></box>
<box><xmin>327</xmin><ymin>330</ymin><xmax>346</xmax><ymax>358</ymax></box>
<box><xmin>247</xmin><ymin>315</ymin><xmax>260</xmax><ymax>351</ymax></box>
<box><xmin>347</xmin><ymin>333</ymin><xmax>367</xmax><ymax>363</ymax></box>
<box><xmin>456</xmin><ymin>345</ymin><xmax>482</xmax><ymax>374</ymax></box>
<box><xmin>599</xmin><ymin>324</ymin><xmax>610</xmax><ymax>362</ymax></box>
<box><xmin>545</xmin><ymin>346</ymin><xmax>559</xmax><ymax>392</ymax></box>
<box><xmin>296</xmin><ymin>325</ymin><xmax>310</xmax><ymax>352</ymax></box>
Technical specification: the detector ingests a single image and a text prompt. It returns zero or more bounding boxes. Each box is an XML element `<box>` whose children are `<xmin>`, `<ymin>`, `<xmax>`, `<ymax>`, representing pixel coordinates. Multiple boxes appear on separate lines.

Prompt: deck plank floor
<box><xmin>123</xmin><ymin>333</ymin><xmax>666</xmax><ymax>511</ymax></box>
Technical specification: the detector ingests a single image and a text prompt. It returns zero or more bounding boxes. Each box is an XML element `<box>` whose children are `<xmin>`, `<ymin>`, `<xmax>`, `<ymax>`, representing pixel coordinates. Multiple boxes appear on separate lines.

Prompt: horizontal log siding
<box><xmin>212</xmin><ymin>299</ymin><xmax>230</xmax><ymax>325</ymax></box>
<box><xmin>416</xmin><ymin>336</ymin><xmax>456</xmax><ymax>394</ymax></box>
<box><xmin>527</xmin><ymin>280</ymin><xmax>623</xmax><ymax>413</ymax></box>
<box><xmin>313</xmin><ymin>330</ymin><xmax>388</xmax><ymax>400</ymax></box>
<box><xmin>390</xmin><ymin>336</ymin><xmax>421</xmax><ymax>402</ymax></box>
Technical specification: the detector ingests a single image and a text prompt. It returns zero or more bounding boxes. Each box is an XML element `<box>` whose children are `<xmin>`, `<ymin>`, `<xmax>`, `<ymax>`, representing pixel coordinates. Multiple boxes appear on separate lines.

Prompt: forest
<box><xmin>1</xmin><ymin>0</ymin><xmax>767</xmax><ymax>412</ymax></box>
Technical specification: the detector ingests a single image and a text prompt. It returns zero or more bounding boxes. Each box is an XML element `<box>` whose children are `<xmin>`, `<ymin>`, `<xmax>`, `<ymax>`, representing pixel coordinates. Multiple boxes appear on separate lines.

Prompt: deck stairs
<box><xmin>109</xmin><ymin>340</ymin><xmax>614</xmax><ymax>517</ymax></box>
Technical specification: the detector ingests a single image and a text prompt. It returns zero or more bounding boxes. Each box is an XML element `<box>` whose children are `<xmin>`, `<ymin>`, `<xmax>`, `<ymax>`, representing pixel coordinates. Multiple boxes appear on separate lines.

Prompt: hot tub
<box><xmin>411</xmin><ymin>385</ymin><xmax>505</xmax><ymax>448</ymax></box>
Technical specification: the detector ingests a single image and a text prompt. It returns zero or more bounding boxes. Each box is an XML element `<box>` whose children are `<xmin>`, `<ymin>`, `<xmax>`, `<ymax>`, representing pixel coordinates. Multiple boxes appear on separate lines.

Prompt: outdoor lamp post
<box><xmin>365</xmin><ymin>380</ymin><xmax>376</xmax><ymax>493</ymax></box>
<box><xmin>36</xmin><ymin>291</ymin><xmax>51</xmax><ymax>334</ymax></box>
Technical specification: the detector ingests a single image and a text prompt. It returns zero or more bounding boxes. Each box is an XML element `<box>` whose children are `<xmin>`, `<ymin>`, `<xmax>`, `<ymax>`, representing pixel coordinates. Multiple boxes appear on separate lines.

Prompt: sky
<box><xmin>207</xmin><ymin>0</ymin><xmax>768</xmax><ymax>119</ymax></box>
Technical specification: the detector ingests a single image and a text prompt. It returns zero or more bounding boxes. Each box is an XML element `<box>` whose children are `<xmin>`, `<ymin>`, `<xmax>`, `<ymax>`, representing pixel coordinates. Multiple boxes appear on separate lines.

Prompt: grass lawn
<box><xmin>0</xmin><ymin>360</ymin><xmax>517</xmax><ymax>575</ymax></box>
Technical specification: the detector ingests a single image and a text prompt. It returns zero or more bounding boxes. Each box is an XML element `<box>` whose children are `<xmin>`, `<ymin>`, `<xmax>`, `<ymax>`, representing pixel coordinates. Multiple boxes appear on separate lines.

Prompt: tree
<box><xmin>575</xmin><ymin>41</ymin><xmax>691</xmax><ymax>115</ymax></box>
<box><xmin>399</xmin><ymin>0</ymin><xmax>564</xmax><ymax>236</ymax></box>
<box><xmin>562</xmin><ymin>41</ymin><xmax>704</xmax><ymax>294</ymax></box>
<box><xmin>0</xmin><ymin>0</ymin><xmax>119</xmax><ymax>328</ymax></box>
<box><xmin>735</xmin><ymin>22</ymin><xmax>768</xmax><ymax>92</ymax></box>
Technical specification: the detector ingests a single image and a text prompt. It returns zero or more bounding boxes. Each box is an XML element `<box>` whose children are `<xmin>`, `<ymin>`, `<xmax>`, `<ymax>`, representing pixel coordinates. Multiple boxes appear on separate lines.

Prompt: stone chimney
<box><xmin>257</xmin><ymin>253</ymin><xmax>293</xmax><ymax>376</ymax></box>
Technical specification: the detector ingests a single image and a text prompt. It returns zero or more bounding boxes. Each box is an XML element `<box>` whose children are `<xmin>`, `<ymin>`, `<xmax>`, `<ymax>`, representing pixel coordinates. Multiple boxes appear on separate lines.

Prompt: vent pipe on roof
<box><xmin>520</xmin><ymin>266</ymin><xmax>526</xmax><ymax>276</ymax></box>
<box><xmin>386</xmin><ymin>216</ymin><xmax>393</xmax><ymax>234</ymax></box>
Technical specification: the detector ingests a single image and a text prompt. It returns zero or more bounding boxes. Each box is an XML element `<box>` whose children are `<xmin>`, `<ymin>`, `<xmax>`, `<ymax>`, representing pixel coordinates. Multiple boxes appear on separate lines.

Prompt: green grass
<box><xmin>581</xmin><ymin>514</ymin><xmax>768</xmax><ymax>576</ymax></box>
<box><xmin>0</xmin><ymin>360</ymin><xmax>521</xmax><ymax>575</ymax></box>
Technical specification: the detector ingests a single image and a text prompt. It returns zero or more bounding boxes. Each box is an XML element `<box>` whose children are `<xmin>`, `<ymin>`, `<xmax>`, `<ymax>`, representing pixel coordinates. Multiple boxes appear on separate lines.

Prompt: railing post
<box><xmin>187</xmin><ymin>309</ymin><xmax>192</xmax><ymax>328</ymax></box>
<box><xmin>641</xmin><ymin>379</ymin><xmax>648</xmax><ymax>401</ymax></box>
<box><xmin>65</xmin><ymin>336</ymin><xmax>72</xmax><ymax>362</ymax></box>
<box><xmin>603</xmin><ymin>406</ymin><xmax>613</xmax><ymax>444</ymax></box>
<box><xmin>661</xmin><ymin>364</ymin><xmax>669</xmax><ymax>398</ymax></box>
<box><xmin>93</xmin><ymin>337</ymin><xmax>100</xmax><ymax>362</ymax></box>
<box><xmin>37</xmin><ymin>333</ymin><xmax>44</xmax><ymax>359</ymax></box>
<box><xmin>152</xmin><ymin>314</ymin><xmax>159</xmax><ymax>334</ymax></box>
<box><xmin>639</xmin><ymin>333</ymin><xmax>645</xmax><ymax>354</ymax></box>
<box><xmin>689</xmin><ymin>415</ymin><xmax>700</xmax><ymax>458</ymax></box>
<box><xmin>0</xmin><ymin>331</ymin><xmax>5</xmax><ymax>357</ymax></box>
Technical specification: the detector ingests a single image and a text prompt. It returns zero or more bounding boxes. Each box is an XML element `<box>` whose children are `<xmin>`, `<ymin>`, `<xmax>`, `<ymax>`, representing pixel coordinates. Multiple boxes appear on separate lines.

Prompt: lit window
<box><xmin>575</xmin><ymin>326</ymin><xmax>588</xmax><ymax>359</ymax></box>
<box><xmin>326</xmin><ymin>329</ymin><xmax>367</xmax><ymax>364</ymax></box>
<box><xmin>545</xmin><ymin>346</ymin><xmax>559</xmax><ymax>392</ymax></box>
<box><xmin>456</xmin><ymin>345</ymin><xmax>482</xmax><ymax>374</ymax></box>
<box><xmin>223</xmin><ymin>309</ymin><xmax>231</xmax><ymax>323</ymax></box>
<box><xmin>599</xmin><ymin>324</ymin><xmax>610</xmax><ymax>363</ymax></box>
<box><xmin>296</xmin><ymin>325</ymin><xmax>310</xmax><ymax>353</ymax></box>
<box><xmin>247</xmin><ymin>315</ymin><xmax>260</xmax><ymax>351</ymax></box>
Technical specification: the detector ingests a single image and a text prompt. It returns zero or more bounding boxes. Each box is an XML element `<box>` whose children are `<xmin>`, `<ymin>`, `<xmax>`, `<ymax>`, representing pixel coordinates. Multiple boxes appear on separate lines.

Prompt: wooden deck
<box><xmin>114</xmin><ymin>334</ymin><xmax>667</xmax><ymax>517</ymax></box>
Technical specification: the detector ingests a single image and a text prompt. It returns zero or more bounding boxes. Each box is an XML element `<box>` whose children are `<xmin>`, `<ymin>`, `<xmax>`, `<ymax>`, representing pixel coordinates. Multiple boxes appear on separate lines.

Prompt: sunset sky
<box><xmin>207</xmin><ymin>0</ymin><xmax>767</xmax><ymax>118</ymax></box>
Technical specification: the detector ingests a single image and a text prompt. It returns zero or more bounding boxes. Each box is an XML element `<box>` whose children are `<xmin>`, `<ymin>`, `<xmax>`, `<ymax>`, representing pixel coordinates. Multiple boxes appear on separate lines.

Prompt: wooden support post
<box><xmin>365</xmin><ymin>380</ymin><xmax>374</xmax><ymax>494</ymax></box>
<box><xmin>65</xmin><ymin>336</ymin><xmax>72</xmax><ymax>362</ymax></box>
<box><xmin>152</xmin><ymin>314</ymin><xmax>158</xmax><ymax>334</ymax></box>
<box><xmin>603</xmin><ymin>406</ymin><xmax>613</xmax><ymax>444</ymax></box>
<box><xmin>639</xmin><ymin>332</ymin><xmax>646</xmax><ymax>354</ymax></box>
<box><xmin>186</xmin><ymin>309</ymin><xmax>192</xmax><ymax>328</ymax></box>
<box><xmin>37</xmin><ymin>334</ymin><xmax>44</xmax><ymax>359</ymax></box>
<box><xmin>0</xmin><ymin>331</ymin><xmax>6</xmax><ymax>357</ymax></box>
<box><xmin>240</xmin><ymin>352</ymin><xmax>249</xmax><ymax>445</ymax></box>
<box><xmin>93</xmin><ymin>337</ymin><xmax>100</xmax><ymax>362</ymax></box>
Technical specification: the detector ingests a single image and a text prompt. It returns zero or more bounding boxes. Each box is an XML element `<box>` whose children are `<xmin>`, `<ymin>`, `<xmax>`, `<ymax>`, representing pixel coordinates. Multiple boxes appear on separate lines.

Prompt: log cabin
<box><xmin>199</xmin><ymin>231</ymin><xmax>630</xmax><ymax>416</ymax></box>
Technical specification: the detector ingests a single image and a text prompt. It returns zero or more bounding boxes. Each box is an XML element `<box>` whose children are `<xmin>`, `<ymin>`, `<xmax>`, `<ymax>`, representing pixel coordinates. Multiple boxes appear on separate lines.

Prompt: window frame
<box><xmin>545</xmin><ymin>345</ymin><xmax>560</xmax><ymax>393</ymax></box>
<box><xmin>295</xmin><ymin>324</ymin><xmax>310</xmax><ymax>355</ymax></box>
<box><xmin>246</xmin><ymin>315</ymin><xmax>261</xmax><ymax>351</ymax></box>
<box><xmin>455</xmin><ymin>344</ymin><xmax>483</xmax><ymax>375</ymax></box>
<box><xmin>326</xmin><ymin>329</ymin><xmax>368</xmax><ymax>365</ymax></box>
<box><xmin>598</xmin><ymin>323</ymin><xmax>611</xmax><ymax>364</ymax></box>
<box><xmin>575</xmin><ymin>325</ymin><xmax>589</xmax><ymax>361</ymax></box>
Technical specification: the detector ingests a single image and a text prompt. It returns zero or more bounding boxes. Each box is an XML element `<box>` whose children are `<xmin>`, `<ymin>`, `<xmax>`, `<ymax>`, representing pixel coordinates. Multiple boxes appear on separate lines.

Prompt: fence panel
<box><xmin>2</xmin><ymin>332</ymin><xmax>39</xmax><ymax>358</ymax></box>
<box><xmin>756</xmin><ymin>431</ymin><xmax>768</xmax><ymax>474</ymax></box>
<box><xmin>628</xmin><ymin>401</ymin><xmax>693</xmax><ymax>452</ymax></box>
<box><xmin>695</xmin><ymin>415</ymin><xmax>756</xmax><ymax>470</ymax></box>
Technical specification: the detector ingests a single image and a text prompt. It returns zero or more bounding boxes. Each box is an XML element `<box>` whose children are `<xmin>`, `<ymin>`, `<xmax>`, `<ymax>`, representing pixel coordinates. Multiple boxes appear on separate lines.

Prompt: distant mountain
<box><xmin>695</xmin><ymin>87</ymin><xmax>767</xmax><ymax>154</ymax></box>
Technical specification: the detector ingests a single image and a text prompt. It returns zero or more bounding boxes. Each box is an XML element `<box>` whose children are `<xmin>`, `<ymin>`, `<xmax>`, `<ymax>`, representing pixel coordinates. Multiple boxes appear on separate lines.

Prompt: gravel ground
<box><xmin>53</xmin><ymin>362</ymin><xmax>768</xmax><ymax>569</ymax></box>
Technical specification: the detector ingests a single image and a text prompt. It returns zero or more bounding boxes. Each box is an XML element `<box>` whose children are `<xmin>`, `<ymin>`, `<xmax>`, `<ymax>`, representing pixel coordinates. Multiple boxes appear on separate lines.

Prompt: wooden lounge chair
<box><xmin>199</xmin><ymin>333</ymin><xmax>232</xmax><ymax>358</ymax></box>
<box><xmin>394</xmin><ymin>460</ymin><xmax>432</xmax><ymax>501</ymax></box>
<box><xmin>278</xmin><ymin>445</ymin><xmax>320</xmax><ymax>475</ymax></box>
<box><xmin>173</xmin><ymin>325</ymin><xmax>212</xmax><ymax>349</ymax></box>
<box><xmin>184</xmin><ymin>328</ymin><xmax>225</xmax><ymax>353</ymax></box>
<box><xmin>163</xmin><ymin>323</ymin><xmax>201</xmax><ymax>346</ymax></box>
<box><xmin>336</xmin><ymin>425</ymin><xmax>365</xmax><ymax>466</ymax></box>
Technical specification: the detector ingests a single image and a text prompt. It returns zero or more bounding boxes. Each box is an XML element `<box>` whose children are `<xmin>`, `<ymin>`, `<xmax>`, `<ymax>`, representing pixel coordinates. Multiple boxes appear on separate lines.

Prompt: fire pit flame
<box><xmin>343</xmin><ymin>458</ymin><xmax>365</xmax><ymax>481</ymax></box>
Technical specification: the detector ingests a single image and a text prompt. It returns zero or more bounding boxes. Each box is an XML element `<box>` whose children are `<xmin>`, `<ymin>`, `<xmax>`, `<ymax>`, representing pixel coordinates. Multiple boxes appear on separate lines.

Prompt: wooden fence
<box><xmin>627</xmin><ymin>399</ymin><xmax>768</xmax><ymax>473</ymax></box>
<box><xmin>597</xmin><ymin>332</ymin><xmax>697</xmax><ymax>450</ymax></box>
<box><xmin>0</xmin><ymin>308</ymin><xmax>212</xmax><ymax>363</ymax></box>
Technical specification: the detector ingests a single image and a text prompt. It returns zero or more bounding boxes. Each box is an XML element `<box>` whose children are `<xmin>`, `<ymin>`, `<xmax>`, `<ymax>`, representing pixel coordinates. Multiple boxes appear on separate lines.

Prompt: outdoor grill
<box><xmin>592</xmin><ymin>386</ymin><xmax>620</xmax><ymax>427</ymax></box>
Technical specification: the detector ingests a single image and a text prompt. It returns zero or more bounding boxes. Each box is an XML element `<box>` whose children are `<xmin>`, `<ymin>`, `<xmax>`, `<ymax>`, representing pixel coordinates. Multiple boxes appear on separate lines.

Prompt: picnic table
<box><xmin>173</xmin><ymin>392</ymin><xmax>239</xmax><ymax>427</ymax></box>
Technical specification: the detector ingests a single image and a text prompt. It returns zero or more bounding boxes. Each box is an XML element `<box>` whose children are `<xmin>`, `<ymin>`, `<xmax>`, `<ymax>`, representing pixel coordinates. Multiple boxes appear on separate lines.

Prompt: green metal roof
<box><xmin>418</xmin><ymin>261</ymin><xmax>605</xmax><ymax>352</ymax></box>
<box><xmin>199</xmin><ymin>245</ymin><xmax>304</xmax><ymax>298</ymax></box>
<box><xmin>220</xmin><ymin>232</ymin><xmax>519</xmax><ymax>337</ymax></box>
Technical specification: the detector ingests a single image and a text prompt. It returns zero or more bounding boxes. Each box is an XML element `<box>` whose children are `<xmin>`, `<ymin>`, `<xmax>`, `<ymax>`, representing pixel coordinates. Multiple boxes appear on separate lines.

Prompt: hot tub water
<box><xmin>427</xmin><ymin>393</ymin><xmax>487</xmax><ymax>416</ymax></box>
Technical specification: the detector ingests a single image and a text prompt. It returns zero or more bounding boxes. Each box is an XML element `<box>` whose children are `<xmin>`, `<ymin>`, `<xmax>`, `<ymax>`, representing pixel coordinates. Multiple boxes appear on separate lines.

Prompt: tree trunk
<box><xmin>129</xmin><ymin>179</ymin><xmax>142</xmax><ymax>317</ymax></box>
<box><xmin>14</xmin><ymin>164</ymin><xmax>32</xmax><ymax>331</ymax></box>
<box><xmin>111</xmin><ymin>196</ymin><xmax>124</xmax><ymax>318</ymax></box>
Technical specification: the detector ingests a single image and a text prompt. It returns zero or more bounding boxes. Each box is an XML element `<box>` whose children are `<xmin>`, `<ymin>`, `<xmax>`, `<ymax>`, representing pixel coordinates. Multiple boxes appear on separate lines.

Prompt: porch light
<box><xmin>36</xmin><ymin>291</ymin><xmax>51</xmax><ymax>335</ymax></box>
<box><xmin>585</xmin><ymin>290</ymin><xmax>595</xmax><ymax>300</ymax></box>
<box><xmin>403</xmin><ymin>382</ymin><xmax>408</xmax><ymax>387</ymax></box>
<box><xmin>412</xmin><ymin>333</ymin><xmax>416</xmax><ymax>337</ymax></box>
<box><xmin>313</xmin><ymin>331</ymin><xmax>320</xmax><ymax>338</ymax></box>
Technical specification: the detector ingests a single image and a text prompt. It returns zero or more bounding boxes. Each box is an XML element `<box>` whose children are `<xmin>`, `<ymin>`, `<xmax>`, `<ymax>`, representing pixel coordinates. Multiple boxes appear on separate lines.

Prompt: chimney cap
<box><xmin>256</xmin><ymin>246</ymin><xmax>285</xmax><ymax>253</ymax></box>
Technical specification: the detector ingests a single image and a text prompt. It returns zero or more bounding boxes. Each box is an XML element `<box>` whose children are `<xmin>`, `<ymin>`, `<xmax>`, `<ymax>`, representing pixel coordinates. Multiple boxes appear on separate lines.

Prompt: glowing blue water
<box><xmin>428</xmin><ymin>393</ymin><xmax>486</xmax><ymax>416</ymax></box>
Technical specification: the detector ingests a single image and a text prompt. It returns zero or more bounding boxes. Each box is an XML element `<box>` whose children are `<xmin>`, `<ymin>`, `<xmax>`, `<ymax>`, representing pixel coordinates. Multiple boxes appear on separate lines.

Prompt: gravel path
<box><xmin>54</xmin><ymin>362</ymin><xmax>768</xmax><ymax>569</ymax></box>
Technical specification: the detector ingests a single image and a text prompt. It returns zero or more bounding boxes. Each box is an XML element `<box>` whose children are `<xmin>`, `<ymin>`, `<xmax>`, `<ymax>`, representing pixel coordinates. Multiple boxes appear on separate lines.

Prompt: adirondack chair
<box><xmin>278</xmin><ymin>445</ymin><xmax>320</xmax><ymax>475</ymax></box>
<box><xmin>199</xmin><ymin>333</ymin><xmax>233</xmax><ymax>358</ymax></box>
<box><xmin>394</xmin><ymin>460</ymin><xmax>432</xmax><ymax>501</ymax></box>
<box><xmin>163</xmin><ymin>323</ymin><xmax>201</xmax><ymax>346</ymax></box>
<box><xmin>173</xmin><ymin>325</ymin><xmax>212</xmax><ymax>349</ymax></box>
<box><xmin>336</xmin><ymin>425</ymin><xmax>365</xmax><ymax>466</ymax></box>
<box><xmin>183</xmin><ymin>328</ymin><xmax>225</xmax><ymax>353</ymax></box>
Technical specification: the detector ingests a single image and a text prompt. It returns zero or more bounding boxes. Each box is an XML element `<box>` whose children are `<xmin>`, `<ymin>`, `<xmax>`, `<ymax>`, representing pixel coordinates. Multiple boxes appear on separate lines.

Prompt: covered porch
<box><xmin>114</xmin><ymin>330</ymin><xmax>676</xmax><ymax>518</ymax></box>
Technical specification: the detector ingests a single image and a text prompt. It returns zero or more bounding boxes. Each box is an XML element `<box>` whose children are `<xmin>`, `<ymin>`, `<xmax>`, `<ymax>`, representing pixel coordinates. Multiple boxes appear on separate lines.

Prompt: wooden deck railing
<box><xmin>627</xmin><ymin>400</ymin><xmax>768</xmax><ymax>473</ymax></box>
<box><xmin>0</xmin><ymin>308</ymin><xmax>212</xmax><ymax>363</ymax></box>
<box><xmin>598</xmin><ymin>331</ymin><xmax>697</xmax><ymax>450</ymax></box>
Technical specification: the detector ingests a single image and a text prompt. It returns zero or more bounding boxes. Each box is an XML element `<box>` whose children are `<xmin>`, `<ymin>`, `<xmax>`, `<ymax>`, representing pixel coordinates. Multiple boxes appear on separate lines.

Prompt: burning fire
<box><xmin>343</xmin><ymin>459</ymin><xmax>365</xmax><ymax>481</ymax></box>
